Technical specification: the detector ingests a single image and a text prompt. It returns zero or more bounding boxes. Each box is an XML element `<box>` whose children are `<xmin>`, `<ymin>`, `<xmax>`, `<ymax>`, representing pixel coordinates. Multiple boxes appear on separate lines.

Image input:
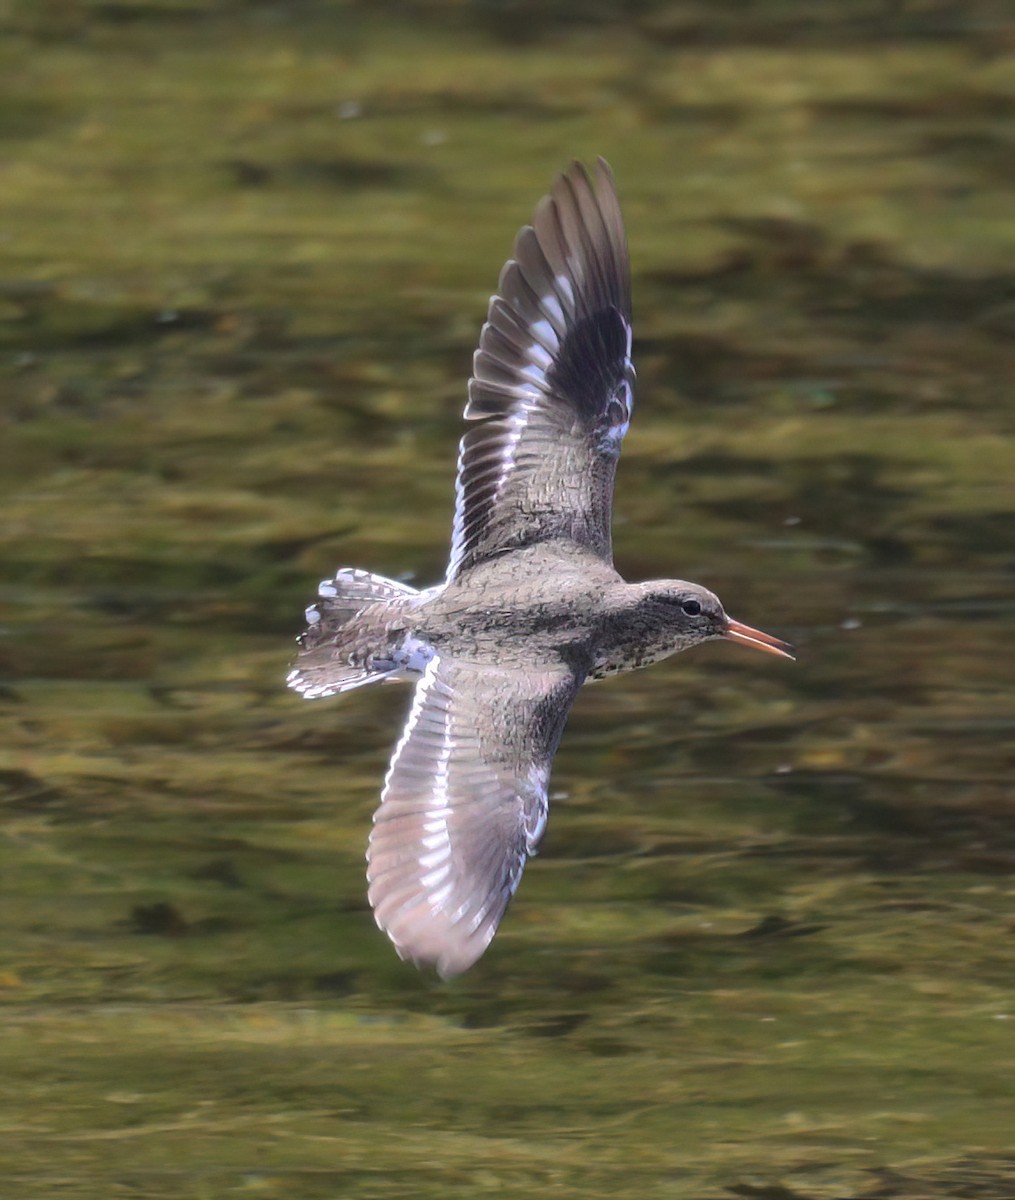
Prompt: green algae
<box><xmin>1</xmin><ymin>3</ymin><xmax>1013</xmax><ymax>1198</ymax></box>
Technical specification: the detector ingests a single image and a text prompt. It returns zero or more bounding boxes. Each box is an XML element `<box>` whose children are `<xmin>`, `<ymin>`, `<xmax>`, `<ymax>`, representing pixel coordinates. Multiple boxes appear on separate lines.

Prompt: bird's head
<box><xmin>639</xmin><ymin>581</ymin><xmax>794</xmax><ymax>659</ymax></box>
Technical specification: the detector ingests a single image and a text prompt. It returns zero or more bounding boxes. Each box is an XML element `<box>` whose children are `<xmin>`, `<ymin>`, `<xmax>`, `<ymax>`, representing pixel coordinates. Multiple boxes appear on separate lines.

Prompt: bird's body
<box><xmin>288</xmin><ymin>160</ymin><xmax>792</xmax><ymax>977</ymax></box>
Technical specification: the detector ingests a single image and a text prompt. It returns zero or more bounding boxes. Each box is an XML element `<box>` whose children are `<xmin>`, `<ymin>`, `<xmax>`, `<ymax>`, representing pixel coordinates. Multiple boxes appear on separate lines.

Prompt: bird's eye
<box><xmin>681</xmin><ymin>599</ymin><xmax>702</xmax><ymax>617</ymax></box>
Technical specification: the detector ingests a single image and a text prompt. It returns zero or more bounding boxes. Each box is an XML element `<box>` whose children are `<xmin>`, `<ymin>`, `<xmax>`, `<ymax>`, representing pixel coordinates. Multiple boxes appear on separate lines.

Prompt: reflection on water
<box><xmin>1</xmin><ymin>3</ymin><xmax>1013</xmax><ymax>1197</ymax></box>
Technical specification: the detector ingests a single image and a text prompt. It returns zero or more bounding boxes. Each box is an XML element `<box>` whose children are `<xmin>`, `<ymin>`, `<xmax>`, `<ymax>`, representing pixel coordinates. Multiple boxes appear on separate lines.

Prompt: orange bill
<box><xmin>723</xmin><ymin>618</ymin><xmax>795</xmax><ymax>660</ymax></box>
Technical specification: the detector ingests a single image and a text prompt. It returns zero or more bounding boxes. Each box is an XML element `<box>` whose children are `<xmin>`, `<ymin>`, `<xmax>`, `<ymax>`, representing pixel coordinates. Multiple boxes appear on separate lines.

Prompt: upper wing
<box><xmin>446</xmin><ymin>158</ymin><xmax>634</xmax><ymax>581</ymax></box>
<box><xmin>366</xmin><ymin>655</ymin><xmax>583</xmax><ymax>977</ymax></box>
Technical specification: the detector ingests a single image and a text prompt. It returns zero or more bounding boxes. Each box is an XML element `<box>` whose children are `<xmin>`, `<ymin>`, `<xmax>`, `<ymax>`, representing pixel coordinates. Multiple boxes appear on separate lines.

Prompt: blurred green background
<box><xmin>1</xmin><ymin>2</ymin><xmax>1013</xmax><ymax>1197</ymax></box>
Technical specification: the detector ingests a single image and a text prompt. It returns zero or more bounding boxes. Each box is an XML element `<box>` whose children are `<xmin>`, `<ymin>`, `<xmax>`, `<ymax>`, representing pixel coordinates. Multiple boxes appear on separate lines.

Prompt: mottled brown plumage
<box><xmin>288</xmin><ymin>160</ymin><xmax>792</xmax><ymax>977</ymax></box>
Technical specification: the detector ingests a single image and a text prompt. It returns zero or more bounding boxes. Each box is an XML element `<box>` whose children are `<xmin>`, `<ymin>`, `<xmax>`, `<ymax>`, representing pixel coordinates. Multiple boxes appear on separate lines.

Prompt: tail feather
<box><xmin>316</xmin><ymin>568</ymin><xmax>417</xmax><ymax>613</ymax></box>
<box><xmin>287</xmin><ymin>568</ymin><xmax>421</xmax><ymax>699</ymax></box>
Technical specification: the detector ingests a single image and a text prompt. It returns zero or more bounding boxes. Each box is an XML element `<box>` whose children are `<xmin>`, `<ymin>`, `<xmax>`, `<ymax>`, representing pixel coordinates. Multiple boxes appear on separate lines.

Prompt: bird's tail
<box><xmin>287</xmin><ymin>568</ymin><xmax>421</xmax><ymax>699</ymax></box>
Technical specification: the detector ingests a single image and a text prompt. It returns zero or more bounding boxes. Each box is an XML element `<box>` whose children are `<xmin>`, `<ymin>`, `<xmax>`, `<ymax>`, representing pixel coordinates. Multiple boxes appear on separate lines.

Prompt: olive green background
<box><xmin>1</xmin><ymin>2</ymin><xmax>1012</xmax><ymax>1197</ymax></box>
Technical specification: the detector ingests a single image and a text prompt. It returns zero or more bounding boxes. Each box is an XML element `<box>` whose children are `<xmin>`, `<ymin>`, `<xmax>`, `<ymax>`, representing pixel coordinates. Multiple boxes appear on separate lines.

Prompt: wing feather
<box><xmin>447</xmin><ymin>159</ymin><xmax>634</xmax><ymax>580</ymax></box>
<box><xmin>367</xmin><ymin>656</ymin><xmax>581</xmax><ymax>977</ymax></box>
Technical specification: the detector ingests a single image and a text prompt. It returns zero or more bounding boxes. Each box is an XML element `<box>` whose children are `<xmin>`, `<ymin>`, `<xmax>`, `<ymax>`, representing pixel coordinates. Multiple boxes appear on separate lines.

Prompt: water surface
<box><xmin>1</xmin><ymin>4</ymin><xmax>1013</xmax><ymax>1197</ymax></box>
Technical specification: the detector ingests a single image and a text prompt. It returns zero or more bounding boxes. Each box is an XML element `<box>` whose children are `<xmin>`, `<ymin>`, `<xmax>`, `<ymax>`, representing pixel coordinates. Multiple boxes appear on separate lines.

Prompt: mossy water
<box><xmin>1</xmin><ymin>3</ymin><xmax>1013</xmax><ymax>1197</ymax></box>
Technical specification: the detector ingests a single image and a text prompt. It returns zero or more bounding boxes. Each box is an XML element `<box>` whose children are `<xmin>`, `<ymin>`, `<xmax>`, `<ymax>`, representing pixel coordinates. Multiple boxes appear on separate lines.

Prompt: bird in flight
<box><xmin>288</xmin><ymin>159</ymin><xmax>793</xmax><ymax>977</ymax></box>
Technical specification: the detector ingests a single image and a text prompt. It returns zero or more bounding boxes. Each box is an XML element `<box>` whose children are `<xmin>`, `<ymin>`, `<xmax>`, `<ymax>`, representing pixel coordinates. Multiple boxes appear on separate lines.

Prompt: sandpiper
<box><xmin>288</xmin><ymin>159</ymin><xmax>793</xmax><ymax>977</ymax></box>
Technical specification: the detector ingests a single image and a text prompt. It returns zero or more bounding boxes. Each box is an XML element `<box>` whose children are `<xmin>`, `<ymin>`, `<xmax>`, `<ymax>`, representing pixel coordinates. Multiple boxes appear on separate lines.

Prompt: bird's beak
<box><xmin>723</xmin><ymin>618</ymin><xmax>795</xmax><ymax>660</ymax></box>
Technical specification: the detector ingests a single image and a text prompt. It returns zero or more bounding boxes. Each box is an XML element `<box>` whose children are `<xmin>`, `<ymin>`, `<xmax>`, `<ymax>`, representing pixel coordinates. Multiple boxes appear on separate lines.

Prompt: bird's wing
<box><xmin>367</xmin><ymin>655</ymin><xmax>583</xmax><ymax>977</ymax></box>
<box><xmin>446</xmin><ymin>158</ymin><xmax>634</xmax><ymax>581</ymax></box>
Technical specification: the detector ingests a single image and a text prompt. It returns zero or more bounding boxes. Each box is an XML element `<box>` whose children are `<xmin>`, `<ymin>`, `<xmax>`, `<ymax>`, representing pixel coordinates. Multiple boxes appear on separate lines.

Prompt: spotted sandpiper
<box><xmin>288</xmin><ymin>159</ymin><xmax>793</xmax><ymax>977</ymax></box>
